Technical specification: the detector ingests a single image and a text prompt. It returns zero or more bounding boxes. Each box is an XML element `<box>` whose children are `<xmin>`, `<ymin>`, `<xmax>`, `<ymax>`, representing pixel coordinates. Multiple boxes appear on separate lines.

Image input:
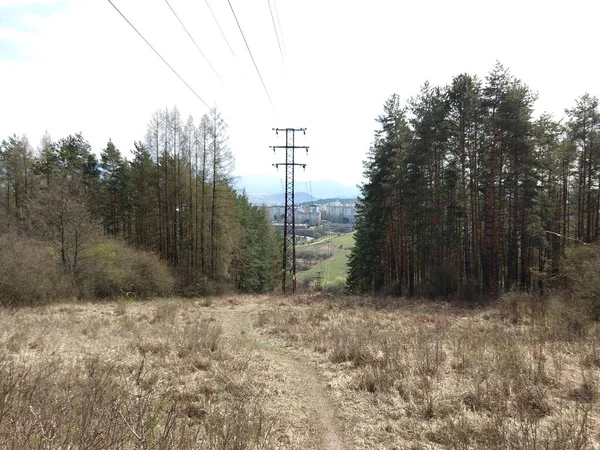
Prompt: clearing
<box><xmin>0</xmin><ymin>293</ymin><xmax>599</xmax><ymax>449</ymax></box>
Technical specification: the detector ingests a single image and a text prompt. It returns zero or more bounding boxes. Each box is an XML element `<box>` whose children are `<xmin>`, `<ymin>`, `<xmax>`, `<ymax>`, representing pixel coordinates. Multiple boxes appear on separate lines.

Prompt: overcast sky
<box><xmin>1</xmin><ymin>0</ymin><xmax>599</xmax><ymax>186</ymax></box>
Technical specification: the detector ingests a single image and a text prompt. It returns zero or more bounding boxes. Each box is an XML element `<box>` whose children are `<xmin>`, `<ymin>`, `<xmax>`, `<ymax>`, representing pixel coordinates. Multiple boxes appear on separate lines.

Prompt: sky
<box><xmin>1</xmin><ymin>0</ymin><xmax>599</xmax><ymax>187</ymax></box>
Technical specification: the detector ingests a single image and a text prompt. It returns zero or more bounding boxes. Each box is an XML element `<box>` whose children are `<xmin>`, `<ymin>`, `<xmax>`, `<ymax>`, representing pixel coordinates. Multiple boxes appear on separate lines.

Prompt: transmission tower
<box><xmin>271</xmin><ymin>128</ymin><xmax>308</xmax><ymax>293</ymax></box>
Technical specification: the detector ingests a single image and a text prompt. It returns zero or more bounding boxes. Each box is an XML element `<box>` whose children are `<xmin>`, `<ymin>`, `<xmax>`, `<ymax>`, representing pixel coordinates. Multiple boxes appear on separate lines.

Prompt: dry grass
<box><xmin>2</xmin><ymin>293</ymin><xmax>599</xmax><ymax>449</ymax></box>
<box><xmin>0</xmin><ymin>298</ymin><xmax>274</xmax><ymax>449</ymax></box>
<box><xmin>257</xmin><ymin>293</ymin><xmax>600</xmax><ymax>449</ymax></box>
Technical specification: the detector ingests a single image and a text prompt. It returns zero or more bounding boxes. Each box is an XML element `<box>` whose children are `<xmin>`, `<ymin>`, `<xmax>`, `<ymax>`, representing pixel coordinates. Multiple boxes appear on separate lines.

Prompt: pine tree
<box><xmin>0</xmin><ymin>135</ymin><xmax>34</xmax><ymax>220</ymax></box>
<box><xmin>348</xmin><ymin>94</ymin><xmax>410</xmax><ymax>293</ymax></box>
<box><xmin>99</xmin><ymin>140</ymin><xmax>130</xmax><ymax>236</ymax></box>
<box><xmin>129</xmin><ymin>141</ymin><xmax>158</xmax><ymax>250</ymax></box>
<box><xmin>566</xmin><ymin>94</ymin><xmax>600</xmax><ymax>242</ymax></box>
<box><xmin>349</xmin><ymin>64</ymin><xmax>569</xmax><ymax>299</ymax></box>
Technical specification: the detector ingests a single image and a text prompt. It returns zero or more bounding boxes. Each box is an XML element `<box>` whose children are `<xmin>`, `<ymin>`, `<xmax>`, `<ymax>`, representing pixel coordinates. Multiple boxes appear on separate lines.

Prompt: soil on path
<box><xmin>218</xmin><ymin>302</ymin><xmax>345</xmax><ymax>450</ymax></box>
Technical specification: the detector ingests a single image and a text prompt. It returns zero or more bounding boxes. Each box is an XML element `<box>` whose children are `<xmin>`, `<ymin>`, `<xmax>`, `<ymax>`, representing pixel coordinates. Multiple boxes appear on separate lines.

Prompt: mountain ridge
<box><xmin>234</xmin><ymin>174</ymin><xmax>360</xmax><ymax>201</ymax></box>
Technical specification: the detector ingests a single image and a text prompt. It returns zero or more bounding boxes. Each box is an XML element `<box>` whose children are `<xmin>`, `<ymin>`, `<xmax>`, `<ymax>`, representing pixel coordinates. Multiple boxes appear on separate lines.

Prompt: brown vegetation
<box><xmin>0</xmin><ymin>298</ymin><xmax>274</xmax><ymax>449</ymax></box>
<box><xmin>0</xmin><ymin>233</ymin><xmax>175</xmax><ymax>306</ymax></box>
<box><xmin>257</xmin><ymin>294</ymin><xmax>600</xmax><ymax>449</ymax></box>
<box><xmin>1</xmin><ymin>292</ymin><xmax>599</xmax><ymax>449</ymax></box>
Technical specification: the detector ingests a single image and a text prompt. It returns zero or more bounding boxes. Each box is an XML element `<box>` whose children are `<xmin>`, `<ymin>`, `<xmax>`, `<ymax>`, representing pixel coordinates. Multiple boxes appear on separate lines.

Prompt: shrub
<box><xmin>0</xmin><ymin>233</ymin><xmax>68</xmax><ymax>306</ymax></box>
<box><xmin>120</xmin><ymin>245</ymin><xmax>175</xmax><ymax>298</ymax></box>
<box><xmin>76</xmin><ymin>241</ymin><xmax>122</xmax><ymax>298</ymax></box>
<box><xmin>203</xmin><ymin>387</ymin><xmax>273</xmax><ymax>450</ymax></box>
<box><xmin>0</xmin><ymin>234</ymin><xmax>174</xmax><ymax>304</ymax></box>
<box><xmin>77</xmin><ymin>239</ymin><xmax>175</xmax><ymax>299</ymax></box>
<box><xmin>326</xmin><ymin>276</ymin><xmax>347</xmax><ymax>294</ymax></box>
<box><xmin>559</xmin><ymin>246</ymin><xmax>600</xmax><ymax>321</ymax></box>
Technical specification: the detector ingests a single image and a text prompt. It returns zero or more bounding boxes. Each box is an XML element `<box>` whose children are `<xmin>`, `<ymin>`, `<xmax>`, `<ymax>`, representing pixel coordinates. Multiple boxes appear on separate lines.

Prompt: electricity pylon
<box><xmin>271</xmin><ymin>128</ymin><xmax>308</xmax><ymax>293</ymax></box>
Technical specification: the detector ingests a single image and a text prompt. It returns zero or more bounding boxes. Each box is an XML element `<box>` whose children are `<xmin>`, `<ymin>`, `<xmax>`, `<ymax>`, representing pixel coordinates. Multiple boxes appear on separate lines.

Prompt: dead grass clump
<box><xmin>203</xmin><ymin>387</ymin><xmax>273</xmax><ymax>450</ymax></box>
<box><xmin>136</xmin><ymin>339</ymin><xmax>170</xmax><ymax>356</ymax></box>
<box><xmin>5</xmin><ymin>329</ymin><xmax>28</xmax><ymax>353</ymax></box>
<box><xmin>151</xmin><ymin>300</ymin><xmax>181</xmax><ymax>323</ymax></box>
<box><xmin>177</xmin><ymin>318</ymin><xmax>223</xmax><ymax>358</ymax></box>
<box><xmin>353</xmin><ymin>365</ymin><xmax>392</xmax><ymax>393</ymax></box>
<box><xmin>545</xmin><ymin>293</ymin><xmax>593</xmax><ymax>340</ymax></box>
<box><xmin>0</xmin><ymin>355</ymin><xmax>129</xmax><ymax>448</ymax></box>
<box><xmin>569</xmin><ymin>373</ymin><xmax>598</xmax><ymax>404</ymax></box>
<box><xmin>460</xmin><ymin>380</ymin><xmax>510</xmax><ymax>416</ymax></box>
<box><xmin>581</xmin><ymin>346</ymin><xmax>600</xmax><ymax>369</ymax></box>
<box><xmin>114</xmin><ymin>297</ymin><xmax>130</xmax><ymax>316</ymax></box>
<box><xmin>327</xmin><ymin>322</ymin><xmax>376</xmax><ymax>366</ymax></box>
<box><xmin>256</xmin><ymin>308</ymin><xmax>301</xmax><ymax>340</ymax></box>
<box><xmin>413</xmin><ymin>331</ymin><xmax>446</xmax><ymax>378</ymax></box>
<box><xmin>256</xmin><ymin>306</ymin><xmax>331</xmax><ymax>346</ymax></box>
<box><xmin>513</xmin><ymin>382</ymin><xmax>552</xmax><ymax>419</ymax></box>
<box><xmin>498</xmin><ymin>291</ymin><xmax>546</xmax><ymax>325</ymax></box>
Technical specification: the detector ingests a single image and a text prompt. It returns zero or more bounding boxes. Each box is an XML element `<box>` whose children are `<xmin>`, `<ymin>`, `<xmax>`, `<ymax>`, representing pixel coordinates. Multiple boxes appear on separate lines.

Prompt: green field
<box><xmin>297</xmin><ymin>232</ymin><xmax>355</xmax><ymax>287</ymax></box>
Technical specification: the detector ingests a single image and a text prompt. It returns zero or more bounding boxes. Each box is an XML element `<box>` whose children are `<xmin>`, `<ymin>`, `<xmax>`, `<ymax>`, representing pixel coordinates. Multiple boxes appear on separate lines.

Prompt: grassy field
<box><xmin>0</xmin><ymin>294</ymin><xmax>599</xmax><ymax>449</ymax></box>
<box><xmin>259</xmin><ymin>294</ymin><xmax>600</xmax><ymax>449</ymax></box>
<box><xmin>297</xmin><ymin>232</ymin><xmax>355</xmax><ymax>287</ymax></box>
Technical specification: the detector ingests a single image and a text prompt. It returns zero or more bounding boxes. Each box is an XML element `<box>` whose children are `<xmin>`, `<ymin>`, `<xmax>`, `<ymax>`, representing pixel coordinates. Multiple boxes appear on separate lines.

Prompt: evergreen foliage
<box><xmin>348</xmin><ymin>64</ymin><xmax>600</xmax><ymax>299</ymax></box>
<box><xmin>233</xmin><ymin>197</ymin><xmax>280</xmax><ymax>292</ymax></box>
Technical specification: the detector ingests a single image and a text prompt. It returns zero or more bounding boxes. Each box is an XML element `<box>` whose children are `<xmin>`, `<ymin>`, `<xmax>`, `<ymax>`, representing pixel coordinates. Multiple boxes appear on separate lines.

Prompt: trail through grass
<box><xmin>220</xmin><ymin>302</ymin><xmax>345</xmax><ymax>449</ymax></box>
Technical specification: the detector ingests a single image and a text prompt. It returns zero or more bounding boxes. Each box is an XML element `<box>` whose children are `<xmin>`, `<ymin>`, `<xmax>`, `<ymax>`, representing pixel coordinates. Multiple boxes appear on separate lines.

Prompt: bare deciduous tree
<box><xmin>27</xmin><ymin>174</ymin><xmax>99</xmax><ymax>273</ymax></box>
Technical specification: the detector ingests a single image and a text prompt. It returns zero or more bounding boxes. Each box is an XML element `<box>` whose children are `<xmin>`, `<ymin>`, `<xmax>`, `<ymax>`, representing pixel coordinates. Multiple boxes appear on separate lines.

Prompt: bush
<box><xmin>77</xmin><ymin>240</ymin><xmax>175</xmax><ymax>299</ymax></box>
<box><xmin>559</xmin><ymin>246</ymin><xmax>600</xmax><ymax>321</ymax></box>
<box><xmin>0</xmin><ymin>234</ymin><xmax>175</xmax><ymax>305</ymax></box>
<box><xmin>0</xmin><ymin>233</ymin><xmax>68</xmax><ymax>306</ymax></box>
<box><xmin>326</xmin><ymin>276</ymin><xmax>347</xmax><ymax>293</ymax></box>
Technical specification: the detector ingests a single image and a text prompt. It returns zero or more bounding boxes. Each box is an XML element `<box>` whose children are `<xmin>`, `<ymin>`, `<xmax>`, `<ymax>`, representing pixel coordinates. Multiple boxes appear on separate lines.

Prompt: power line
<box><xmin>266</xmin><ymin>0</ymin><xmax>284</xmax><ymax>62</ymax></box>
<box><xmin>271</xmin><ymin>128</ymin><xmax>309</xmax><ymax>293</ymax></box>
<box><xmin>272</xmin><ymin>0</ymin><xmax>287</xmax><ymax>55</ymax></box>
<box><xmin>163</xmin><ymin>0</ymin><xmax>222</xmax><ymax>83</ymax></box>
<box><xmin>227</xmin><ymin>0</ymin><xmax>274</xmax><ymax>106</ymax></box>
<box><xmin>204</xmin><ymin>0</ymin><xmax>235</xmax><ymax>56</ymax></box>
<box><xmin>107</xmin><ymin>0</ymin><xmax>226</xmax><ymax>125</ymax></box>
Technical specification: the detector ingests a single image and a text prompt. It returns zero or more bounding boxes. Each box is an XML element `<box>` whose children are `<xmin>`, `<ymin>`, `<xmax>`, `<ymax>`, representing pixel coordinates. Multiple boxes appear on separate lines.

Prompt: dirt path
<box><xmin>219</xmin><ymin>302</ymin><xmax>345</xmax><ymax>450</ymax></box>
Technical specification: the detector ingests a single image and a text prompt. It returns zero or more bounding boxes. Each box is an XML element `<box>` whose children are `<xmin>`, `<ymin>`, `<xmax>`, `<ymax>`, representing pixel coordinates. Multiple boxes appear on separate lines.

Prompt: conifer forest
<box><xmin>348</xmin><ymin>63</ymin><xmax>600</xmax><ymax>301</ymax></box>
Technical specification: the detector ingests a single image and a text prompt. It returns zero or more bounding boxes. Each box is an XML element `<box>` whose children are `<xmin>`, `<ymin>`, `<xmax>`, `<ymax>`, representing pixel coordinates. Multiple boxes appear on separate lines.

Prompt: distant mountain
<box><xmin>246</xmin><ymin>192</ymin><xmax>316</xmax><ymax>206</ymax></box>
<box><xmin>234</xmin><ymin>175</ymin><xmax>284</xmax><ymax>196</ymax></box>
<box><xmin>234</xmin><ymin>175</ymin><xmax>359</xmax><ymax>201</ymax></box>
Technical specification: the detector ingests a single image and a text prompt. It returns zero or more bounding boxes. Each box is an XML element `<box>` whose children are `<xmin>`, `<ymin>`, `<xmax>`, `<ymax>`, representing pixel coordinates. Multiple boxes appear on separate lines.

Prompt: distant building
<box><xmin>296</xmin><ymin>205</ymin><xmax>321</xmax><ymax>226</ymax></box>
<box><xmin>268</xmin><ymin>204</ymin><xmax>321</xmax><ymax>226</ymax></box>
<box><xmin>327</xmin><ymin>201</ymin><xmax>356</xmax><ymax>223</ymax></box>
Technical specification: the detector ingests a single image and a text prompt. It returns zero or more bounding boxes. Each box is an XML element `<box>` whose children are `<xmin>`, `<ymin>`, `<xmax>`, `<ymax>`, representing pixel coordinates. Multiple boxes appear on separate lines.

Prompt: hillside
<box><xmin>297</xmin><ymin>232</ymin><xmax>355</xmax><ymax>289</ymax></box>
<box><xmin>1</xmin><ymin>294</ymin><xmax>598</xmax><ymax>449</ymax></box>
